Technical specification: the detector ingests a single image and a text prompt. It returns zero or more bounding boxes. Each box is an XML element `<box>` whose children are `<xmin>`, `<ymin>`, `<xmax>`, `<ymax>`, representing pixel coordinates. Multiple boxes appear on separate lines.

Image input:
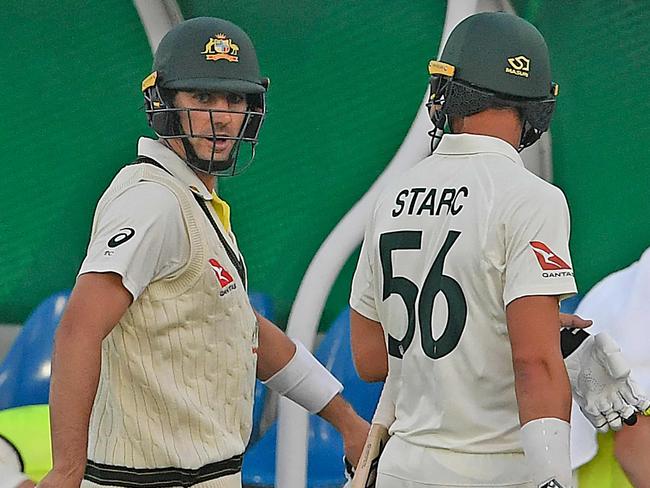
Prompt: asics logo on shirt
<box><xmin>107</xmin><ymin>228</ymin><xmax>135</xmax><ymax>248</ymax></box>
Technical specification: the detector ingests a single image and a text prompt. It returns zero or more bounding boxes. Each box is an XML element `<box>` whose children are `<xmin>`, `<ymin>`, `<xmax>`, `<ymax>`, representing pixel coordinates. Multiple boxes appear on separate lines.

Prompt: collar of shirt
<box><xmin>137</xmin><ymin>137</ymin><xmax>232</xmax><ymax>232</ymax></box>
<box><xmin>435</xmin><ymin>133</ymin><xmax>524</xmax><ymax>168</ymax></box>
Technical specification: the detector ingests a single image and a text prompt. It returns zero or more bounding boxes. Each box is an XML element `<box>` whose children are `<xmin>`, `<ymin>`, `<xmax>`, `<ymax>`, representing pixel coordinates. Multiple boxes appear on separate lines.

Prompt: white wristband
<box><xmin>262</xmin><ymin>341</ymin><xmax>343</xmax><ymax>413</ymax></box>
<box><xmin>520</xmin><ymin>418</ymin><xmax>572</xmax><ymax>488</ymax></box>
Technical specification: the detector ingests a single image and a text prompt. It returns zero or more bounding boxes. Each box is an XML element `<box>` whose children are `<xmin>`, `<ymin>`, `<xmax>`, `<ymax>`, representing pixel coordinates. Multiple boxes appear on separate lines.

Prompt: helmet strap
<box><xmin>427</xmin><ymin>73</ymin><xmax>453</xmax><ymax>153</ymax></box>
<box><xmin>180</xmin><ymin>137</ymin><xmax>238</xmax><ymax>176</ymax></box>
<box><xmin>518</xmin><ymin>121</ymin><xmax>543</xmax><ymax>152</ymax></box>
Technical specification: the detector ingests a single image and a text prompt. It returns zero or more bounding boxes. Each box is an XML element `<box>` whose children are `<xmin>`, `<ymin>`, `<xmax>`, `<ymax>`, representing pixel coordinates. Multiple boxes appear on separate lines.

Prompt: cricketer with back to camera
<box><xmin>348</xmin><ymin>11</ymin><xmax>649</xmax><ymax>488</ymax></box>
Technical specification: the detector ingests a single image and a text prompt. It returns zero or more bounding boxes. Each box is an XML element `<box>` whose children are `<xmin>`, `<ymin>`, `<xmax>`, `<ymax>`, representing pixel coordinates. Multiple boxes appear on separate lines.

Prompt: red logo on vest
<box><xmin>209</xmin><ymin>258</ymin><xmax>234</xmax><ymax>287</ymax></box>
<box><xmin>529</xmin><ymin>241</ymin><xmax>571</xmax><ymax>270</ymax></box>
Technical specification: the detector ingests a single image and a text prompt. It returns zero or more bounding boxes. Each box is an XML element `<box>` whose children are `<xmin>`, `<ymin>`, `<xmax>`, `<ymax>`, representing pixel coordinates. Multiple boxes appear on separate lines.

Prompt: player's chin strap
<box><xmin>180</xmin><ymin>137</ymin><xmax>239</xmax><ymax>176</ymax></box>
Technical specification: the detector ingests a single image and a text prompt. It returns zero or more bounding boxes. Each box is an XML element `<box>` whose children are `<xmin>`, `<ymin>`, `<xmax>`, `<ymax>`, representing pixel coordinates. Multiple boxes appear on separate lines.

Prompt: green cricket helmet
<box><xmin>427</xmin><ymin>12</ymin><xmax>559</xmax><ymax>151</ymax></box>
<box><xmin>142</xmin><ymin>17</ymin><xmax>269</xmax><ymax>176</ymax></box>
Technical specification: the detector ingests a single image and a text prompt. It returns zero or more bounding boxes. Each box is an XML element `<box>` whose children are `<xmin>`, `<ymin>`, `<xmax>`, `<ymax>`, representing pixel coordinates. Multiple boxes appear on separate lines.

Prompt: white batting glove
<box><xmin>563</xmin><ymin>330</ymin><xmax>650</xmax><ymax>433</ymax></box>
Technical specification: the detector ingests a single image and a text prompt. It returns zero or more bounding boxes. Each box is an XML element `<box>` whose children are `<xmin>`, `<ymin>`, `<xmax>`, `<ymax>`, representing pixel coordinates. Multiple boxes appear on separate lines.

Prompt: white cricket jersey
<box><xmin>351</xmin><ymin>133</ymin><xmax>577</xmax><ymax>453</ymax></box>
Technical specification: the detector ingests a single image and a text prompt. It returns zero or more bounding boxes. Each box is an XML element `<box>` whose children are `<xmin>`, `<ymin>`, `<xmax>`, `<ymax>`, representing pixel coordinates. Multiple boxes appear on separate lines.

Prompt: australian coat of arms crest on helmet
<box><xmin>201</xmin><ymin>33</ymin><xmax>240</xmax><ymax>62</ymax></box>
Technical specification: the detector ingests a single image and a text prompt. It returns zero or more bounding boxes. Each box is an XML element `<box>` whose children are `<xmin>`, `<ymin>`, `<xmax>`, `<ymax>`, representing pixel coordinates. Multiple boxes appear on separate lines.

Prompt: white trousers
<box><xmin>81</xmin><ymin>471</ymin><xmax>241</xmax><ymax>488</ymax></box>
<box><xmin>376</xmin><ymin>435</ymin><xmax>533</xmax><ymax>488</ymax></box>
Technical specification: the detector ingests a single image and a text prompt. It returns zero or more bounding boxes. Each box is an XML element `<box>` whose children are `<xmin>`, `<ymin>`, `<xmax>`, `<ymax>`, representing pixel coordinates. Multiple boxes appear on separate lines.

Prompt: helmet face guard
<box><xmin>426</xmin><ymin>60</ymin><xmax>559</xmax><ymax>152</ymax></box>
<box><xmin>142</xmin><ymin>17</ymin><xmax>269</xmax><ymax>176</ymax></box>
<box><xmin>142</xmin><ymin>71</ymin><xmax>267</xmax><ymax>176</ymax></box>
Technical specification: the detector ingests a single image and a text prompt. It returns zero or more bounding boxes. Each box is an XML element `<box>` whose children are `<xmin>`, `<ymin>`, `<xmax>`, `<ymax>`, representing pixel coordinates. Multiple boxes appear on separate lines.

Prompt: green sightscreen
<box><xmin>2</xmin><ymin>1</ymin><xmax>649</xmax><ymax>331</ymax></box>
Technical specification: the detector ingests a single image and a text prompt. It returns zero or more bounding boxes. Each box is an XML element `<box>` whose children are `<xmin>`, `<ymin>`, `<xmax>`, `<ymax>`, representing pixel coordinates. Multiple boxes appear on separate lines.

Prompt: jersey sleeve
<box><xmin>350</xmin><ymin>217</ymin><xmax>380</xmax><ymax>321</ymax></box>
<box><xmin>503</xmin><ymin>185</ymin><xmax>577</xmax><ymax>306</ymax></box>
<box><xmin>78</xmin><ymin>181</ymin><xmax>189</xmax><ymax>300</ymax></box>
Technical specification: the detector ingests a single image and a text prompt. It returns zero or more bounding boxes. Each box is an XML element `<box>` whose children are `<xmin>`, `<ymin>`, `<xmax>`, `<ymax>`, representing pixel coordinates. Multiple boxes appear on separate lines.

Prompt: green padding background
<box><xmin>1</xmin><ymin>1</ymin><xmax>649</xmax><ymax>329</ymax></box>
<box><xmin>514</xmin><ymin>0</ymin><xmax>650</xmax><ymax>289</ymax></box>
<box><xmin>0</xmin><ymin>1</ymin><xmax>151</xmax><ymax>323</ymax></box>
<box><xmin>0</xmin><ymin>0</ymin><xmax>445</xmax><ymax>328</ymax></box>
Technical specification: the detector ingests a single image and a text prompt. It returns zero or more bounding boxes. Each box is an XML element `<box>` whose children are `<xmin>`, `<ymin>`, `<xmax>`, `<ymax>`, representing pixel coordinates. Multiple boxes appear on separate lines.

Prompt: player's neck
<box><xmin>451</xmin><ymin>109</ymin><xmax>522</xmax><ymax>149</ymax></box>
<box><xmin>163</xmin><ymin>139</ymin><xmax>216</xmax><ymax>192</ymax></box>
<box><xmin>195</xmin><ymin>171</ymin><xmax>215</xmax><ymax>193</ymax></box>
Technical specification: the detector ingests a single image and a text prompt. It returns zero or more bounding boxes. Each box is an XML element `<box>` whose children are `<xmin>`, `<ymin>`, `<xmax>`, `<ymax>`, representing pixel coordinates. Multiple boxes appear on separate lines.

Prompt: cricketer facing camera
<box><xmin>349</xmin><ymin>12</ymin><xmax>648</xmax><ymax>488</ymax></box>
<box><xmin>38</xmin><ymin>17</ymin><xmax>368</xmax><ymax>488</ymax></box>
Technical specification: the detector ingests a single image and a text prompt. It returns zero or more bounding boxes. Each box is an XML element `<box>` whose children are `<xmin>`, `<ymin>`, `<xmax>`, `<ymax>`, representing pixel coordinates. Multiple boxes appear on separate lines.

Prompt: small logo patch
<box><xmin>209</xmin><ymin>258</ymin><xmax>234</xmax><ymax>287</ymax></box>
<box><xmin>539</xmin><ymin>479</ymin><xmax>565</xmax><ymax>488</ymax></box>
<box><xmin>201</xmin><ymin>33</ymin><xmax>240</xmax><ymax>62</ymax></box>
<box><xmin>530</xmin><ymin>241</ymin><xmax>571</xmax><ymax>271</ymax></box>
<box><xmin>505</xmin><ymin>55</ymin><xmax>530</xmax><ymax>78</ymax></box>
<box><xmin>107</xmin><ymin>228</ymin><xmax>135</xmax><ymax>248</ymax></box>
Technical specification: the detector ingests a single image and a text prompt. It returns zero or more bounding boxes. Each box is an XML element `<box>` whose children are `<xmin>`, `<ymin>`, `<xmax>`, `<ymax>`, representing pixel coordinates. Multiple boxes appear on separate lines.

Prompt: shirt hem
<box><xmin>78</xmin><ymin>267</ymin><xmax>140</xmax><ymax>301</ymax></box>
<box><xmin>349</xmin><ymin>299</ymin><xmax>380</xmax><ymax>322</ymax></box>
<box><xmin>504</xmin><ymin>286</ymin><xmax>577</xmax><ymax>307</ymax></box>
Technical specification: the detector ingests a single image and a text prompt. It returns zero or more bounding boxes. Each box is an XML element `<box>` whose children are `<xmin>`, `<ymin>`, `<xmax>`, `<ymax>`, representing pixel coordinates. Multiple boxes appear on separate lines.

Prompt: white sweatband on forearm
<box><xmin>520</xmin><ymin>418</ymin><xmax>572</xmax><ymax>488</ymax></box>
<box><xmin>262</xmin><ymin>341</ymin><xmax>343</xmax><ymax>413</ymax></box>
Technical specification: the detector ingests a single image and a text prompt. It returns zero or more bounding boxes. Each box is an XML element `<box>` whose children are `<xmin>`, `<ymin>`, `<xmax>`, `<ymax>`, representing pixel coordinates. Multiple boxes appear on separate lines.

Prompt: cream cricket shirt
<box><xmin>351</xmin><ymin>134</ymin><xmax>577</xmax><ymax>453</ymax></box>
<box><xmin>78</xmin><ymin>138</ymin><xmax>258</xmax><ymax>478</ymax></box>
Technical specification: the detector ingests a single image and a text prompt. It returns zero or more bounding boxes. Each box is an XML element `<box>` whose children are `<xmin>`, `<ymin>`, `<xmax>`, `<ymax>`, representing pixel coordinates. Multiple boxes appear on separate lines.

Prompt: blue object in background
<box><xmin>243</xmin><ymin>307</ymin><xmax>383</xmax><ymax>487</ymax></box>
<box><xmin>0</xmin><ymin>291</ymin><xmax>70</xmax><ymax>410</ymax></box>
<box><xmin>560</xmin><ymin>294</ymin><xmax>583</xmax><ymax>314</ymax></box>
<box><xmin>242</xmin><ymin>422</ymin><xmax>278</xmax><ymax>487</ymax></box>
<box><xmin>249</xmin><ymin>291</ymin><xmax>275</xmax><ymax>323</ymax></box>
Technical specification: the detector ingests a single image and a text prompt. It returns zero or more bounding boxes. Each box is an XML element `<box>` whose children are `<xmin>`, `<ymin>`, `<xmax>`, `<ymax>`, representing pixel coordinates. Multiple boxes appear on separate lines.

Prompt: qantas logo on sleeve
<box><xmin>209</xmin><ymin>258</ymin><xmax>234</xmax><ymax>288</ymax></box>
<box><xmin>529</xmin><ymin>241</ymin><xmax>571</xmax><ymax>271</ymax></box>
